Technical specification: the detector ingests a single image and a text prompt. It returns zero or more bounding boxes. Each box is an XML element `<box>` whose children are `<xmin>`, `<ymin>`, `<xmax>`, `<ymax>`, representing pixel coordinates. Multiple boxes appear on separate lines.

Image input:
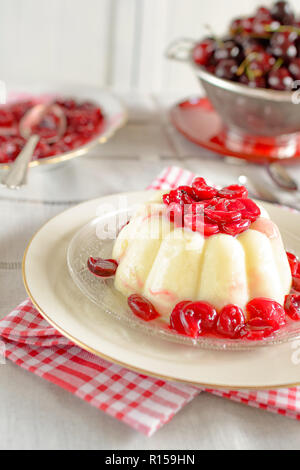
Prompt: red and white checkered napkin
<box><xmin>1</xmin><ymin>166</ymin><xmax>300</xmax><ymax>437</ymax></box>
<box><xmin>0</xmin><ymin>300</ymin><xmax>199</xmax><ymax>436</ymax></box>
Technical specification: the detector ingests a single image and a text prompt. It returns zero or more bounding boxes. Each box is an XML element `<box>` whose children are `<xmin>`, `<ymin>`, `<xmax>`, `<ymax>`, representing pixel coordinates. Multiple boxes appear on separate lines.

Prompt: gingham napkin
<box><xmin>1</xmin><ymin>166</ymin><xmax>300</xmax><ymax>437</ymax></box>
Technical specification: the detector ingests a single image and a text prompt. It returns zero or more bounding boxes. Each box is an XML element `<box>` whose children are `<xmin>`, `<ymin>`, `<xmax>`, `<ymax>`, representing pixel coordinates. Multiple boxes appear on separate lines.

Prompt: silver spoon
<box><xmin>1</xmin><ymin>103</ymin><xmax>66</xmax><ymax>189</ymax></box>
<box><xmin>238</xmin><ymin>174</ymin><xmax>300</xmax><ymax>210</ymax></box>
<box><xmin>238</xmin><ymin>175</ymin><xmax>281</xmax><ymax>204</ymax></box>
<box><xmin>267</xmin><ymin>162</ymin><xmax>299</xmax><ymax>191</ymax></box>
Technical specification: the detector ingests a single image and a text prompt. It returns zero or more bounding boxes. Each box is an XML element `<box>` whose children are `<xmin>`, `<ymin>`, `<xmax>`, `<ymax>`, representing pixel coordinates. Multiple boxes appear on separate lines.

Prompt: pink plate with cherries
<box><xmin>170</xmin><ymin>97</ymin><xmax>300</xmax><ymax>164</ymax></box>
<box><xmin>0</xmin><ymin>82</ymin><xmax>127</xmax><ymax>170</ymax></box>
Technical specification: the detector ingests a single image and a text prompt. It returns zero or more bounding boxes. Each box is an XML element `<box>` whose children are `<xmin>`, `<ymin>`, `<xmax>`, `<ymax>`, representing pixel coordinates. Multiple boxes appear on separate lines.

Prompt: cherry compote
<box><xmin>162</xmin><ymin>178</ymin><xmax>260</xmax><ymax>237</ymax></box>
<box><xmin>0</xmin><ymin>97</ymin><xmax>104</xmax><ymax>164</ymax></box>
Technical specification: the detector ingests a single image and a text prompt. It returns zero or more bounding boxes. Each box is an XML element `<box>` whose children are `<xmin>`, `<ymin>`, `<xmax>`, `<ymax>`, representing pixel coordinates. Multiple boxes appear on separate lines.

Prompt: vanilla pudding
<box><xmin>112</xmin><ymin>194</ymin><xmax>292</xmax><ymax>319</ymax></box>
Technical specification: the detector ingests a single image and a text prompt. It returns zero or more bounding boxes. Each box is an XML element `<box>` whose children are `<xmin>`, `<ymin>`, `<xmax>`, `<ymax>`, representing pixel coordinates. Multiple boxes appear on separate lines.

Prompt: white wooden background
<box><xmin>0</xmin><ymin>0</ymin><xmax>299</xmax><ymax>92</ymax></box>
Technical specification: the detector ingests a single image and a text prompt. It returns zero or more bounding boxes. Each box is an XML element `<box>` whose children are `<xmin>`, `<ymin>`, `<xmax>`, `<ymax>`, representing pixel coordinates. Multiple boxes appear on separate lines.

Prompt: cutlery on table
<box><xmin>238</xmin><ymin>174</ymin><xmax>281</xmax><ymax>204</ymax></box>
<box><xmin>238</xmin><ymin>174</ymin><xmax>300</xmax><ymax>211</ymax></box>
<box><xmin>268</xmin><ymin>162</ymin><xmax>299</xmax><ymax>192</ymax></box>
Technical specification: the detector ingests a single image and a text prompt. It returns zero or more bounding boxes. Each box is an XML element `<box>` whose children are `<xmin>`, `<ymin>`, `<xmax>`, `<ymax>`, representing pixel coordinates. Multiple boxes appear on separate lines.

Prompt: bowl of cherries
<box><xmin>166</xmin><ymin>1</ymin><xmax>300</xmax><ymax>138</ymax></box>
<box><xmin>0</xmin><ymin>84</ymin><xmax>126</xmax><ymax>170</ymax></box>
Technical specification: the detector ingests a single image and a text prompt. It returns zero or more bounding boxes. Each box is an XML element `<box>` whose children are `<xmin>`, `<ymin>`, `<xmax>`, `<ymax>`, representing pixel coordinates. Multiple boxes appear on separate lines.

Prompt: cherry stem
<box><xmin>236</xmin><ymin>52</ymin><xmax>259</xmax><ymax>77</ymax></box>
<box><xmin>264</xmin><ymin>24</ymin><xmax>300</xmax><ymax>35</ymax></box>
<box><xmin>272</xmin><ymin>57</ymin><xmax>284</xmax><ymax>71</ymax></box>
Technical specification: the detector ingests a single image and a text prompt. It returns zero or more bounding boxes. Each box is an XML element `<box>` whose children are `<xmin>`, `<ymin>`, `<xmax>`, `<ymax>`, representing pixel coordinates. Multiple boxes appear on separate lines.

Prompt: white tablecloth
<box><xmin>1</xmin><ymin>92</ymin><xmax>300</xmax><ymax>450</ymax></box>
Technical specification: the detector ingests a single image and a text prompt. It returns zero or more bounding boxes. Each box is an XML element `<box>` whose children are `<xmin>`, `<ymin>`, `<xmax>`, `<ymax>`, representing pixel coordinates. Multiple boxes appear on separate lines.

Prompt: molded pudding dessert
<box><xmin>88</xmin><ymin>178</ymin><xmax>300</xmax><ymax>341</ymax></box>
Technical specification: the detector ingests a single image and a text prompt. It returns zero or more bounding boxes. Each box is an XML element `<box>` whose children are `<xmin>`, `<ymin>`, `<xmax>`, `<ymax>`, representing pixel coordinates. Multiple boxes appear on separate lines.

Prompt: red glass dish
<box><xmin>170</xmin><ymin>97</ymin><xmax>300</xmax><ymax>164</ymax></box>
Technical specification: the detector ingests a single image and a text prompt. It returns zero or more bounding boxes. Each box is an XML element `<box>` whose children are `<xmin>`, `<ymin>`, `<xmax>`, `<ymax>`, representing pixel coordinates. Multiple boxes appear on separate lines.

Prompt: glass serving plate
<box><xmin>67</xmin><ymin>208</ymin><xmax>300</xmax><ymax>351</ymax></box>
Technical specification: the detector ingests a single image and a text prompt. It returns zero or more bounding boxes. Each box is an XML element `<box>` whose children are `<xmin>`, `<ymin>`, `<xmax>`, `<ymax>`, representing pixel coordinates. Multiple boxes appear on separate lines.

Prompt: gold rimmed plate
<box><xmin>23</xmin><ymin>192</ymin><xmax>300</xmax><ymax>389</ymax></box>
<box><xmin>0</xmin><ymin>82</ymin><xmax>127</xmax><ymax>171</ymax></box>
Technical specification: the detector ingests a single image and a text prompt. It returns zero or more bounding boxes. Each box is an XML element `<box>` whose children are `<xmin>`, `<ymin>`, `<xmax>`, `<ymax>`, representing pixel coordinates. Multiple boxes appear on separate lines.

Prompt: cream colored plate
<box><xmin>23</xmin><ymin>192</ymin><xmax>300</xmax><ymax>389</ymax></box>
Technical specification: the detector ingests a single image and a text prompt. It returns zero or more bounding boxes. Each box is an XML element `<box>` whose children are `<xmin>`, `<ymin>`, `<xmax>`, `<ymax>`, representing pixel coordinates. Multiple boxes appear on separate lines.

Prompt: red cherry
<box><xmin>0</xmin><ymin>137</ymin><xmax>25</xmax><ymax>161</ymax></box>
<box><xmin>256</xmin><ymin>6</ymin><xmax>272</xmax><ymax>21</ymax></box>
<box><xmin>243</xmin><ymin>325</ymin><xmax>275</xmax><ymax>341</ymax></box>
<box><xmin>246</xmin><ymin>298</ymin><xmax>286</xmax><ymax>330</ymax></box>
<box><xmin>288</xmin><ymin>58</ymin><xmax>300</xmax><ymax>80</ymax></box>
<box><xmin>217</xmin><ymin>304</ymin><xmax>246</xmax><ymax>338</ymax></box>
<box><xmin>192</xmin><ymin>177</ymin><xmax>218</xmax><ymax>200</ymax></box>
<box><xmin>170</xmin><ymin>301</ymin><xmax>200</xmax><ymax>338</ymax></box>
<box><xmin>49</xmin><ymin>141</ymin><xmax>71</xmax><ymax>155</ymax></box>
<box><xmin>239</xmin><ymin>74</ymin><xmax>267</xmax><ymax>89</ymax></box>
<box><xmin>213</xmin><ymin>40</ymin><xmax>244</xmax><ymax>63</ymax></box>
<box><xmin>252</xmin><ymin>17</ymin><xmax>278</xmax><ymax>36</ymax></box>
<box><xmin>0</xmin><ymin>109</ymin><xmax>14</xmax><ymax>127</ymax></box>
<box><xmin>211</xmin><ymin>197</ymin><xmax>246</xmax><ymax>213</ymax></box>
<box><xmin>187</xmin><ymin>301</ymin><xmax>218</xmax><ymax>330</ymax></box>
<box><xmin>205</xmin><ymin>208</ymin><xmax>242</xmax><ymax>224</ymax></box>
<box><xmin>9</xmin><ymin>100</ymin><xmax>34</xmax><ymax>120</ymax></box>
<box><xmin>207</xmin><ymin>197</ymin><xmax>227</xmax><ymax>211</ymax></box>
<box><xmin>215</xmin><ymin>59</ymin><xmax>238</xmax><ymax>80</ymax></box>
<box><xmin>34</xmin><ymin>141</ymin><xmax>52</xmax><ymax>159</ymax></box>
<box><xmin>286</xmin><ymin>252</ymin><xmax>298</xmax><ymax>275</ymax></box>
<box><xmin>55</xmin><ymin>98</ymin><xmax>77</xmax><ymax>110</ymax></box>
<box><xmin>62</xmin><ymin>132</ymin><xmax>84</xmax><ymax>150</ymax></box>
<box><xmin>253</xmin><ymin>52</ymin><xmax>276</xmax><ymax>74</ymax></box>
<box><xmin>171</xmin><ymin>301</ymin><xmax>192</xmax><ymax>316</ymax></box>
<box><xmin>128</xmin><ymin>294</ymin><xmax>160</xmax><ymax>321</ymax></box>
<box><xmin>292</xmin><ymin>274</ymin><xmax>300</xmax><ymax>292</ymax></box>
<box><xmin>284</xmin><ymin>294</ymin><xmax>300</xmax><ymax>321</ymax></box>
<box><xmin>0</xmin><ymin>153</ymin><xmax>10</xmax><ymax>163</ymax></box>
<box><xmin>271</xmin><ymin>1</ymin><xmax>295</xmax><ymax>25</ymax></box>
<box><xmin>184</xmin><ymin>213</ymin><xmax>203</xmax><ymax>232</ymax></box>
<box><xmin>170</xmin><ymin>301</ymin><xmax>217</xmax><ymax>337</ymax></box>
<box><xmin>238</xmin><ymin>198</ymin><xmax>261</xmax><ymax>222</ymax></box>
<box><xmin>184</xmin><ymin>213</ymin><xmax>219</xmax><ymax>236</ymax></box>
<box><xmin>187</xmin><ymin>201</ymin><xmax>207</xmax><ymax>216</ymax></box>
<box><xmin>192</xmin><ymin>39</ymin><xmax>215</xmax><ymax>66</ymax></box>
<box><xmin>240</xmin><ymin>16</ymin><xmax>255</xmax><ymax>33</ymax></box>
<box><xmin>221</xmin><ymin>219</ymin><xmax>251</xmax><ymax>236</ymax></box>
<box><xmin>268</xmin><ymin>68</ymin><xmax>294</xmax><ymax>91</ymax></box>
<box><xmin>230</xmin><ymin>18</ymin><xmax>243</xmax><ymax>35</ymax></box>
<box><xmin>205</xmin><ymin>64</ymin><xmax>216</xmax><ymax>75</ymax></box>
<box><xmin>168</xmin><ymin>187</ymin><xmax>195</xmax><ymax>205</ymax></box>
<box><xmin>178</xmin><ymin>185</ymin><xmax>197</xmax><ymax>199</ymax></box>
<box><xmin>242</xmin><ymin>38</ymin><xmax>265</xmax><ymax>55</ymax></box>
<box><xmin>68</xmin><ymin>108</ymin><xmax>100</xmax><ymax>129</ymax></box>
<box><xmin>226</xmin><ymin>199</ymin><xmax>247</xmax><ymax>212</ymax></box>
<box><xmin>218</xmin><ymin>185</ymin><xmax>248</xmax><ymax>199</ymax></box>
<box><xmin>203</xmin><ymin>221</ymin><xmax>220</xmax><ymax>237</ymax></box>
<box><xmin>87</xmin><ymin>257</ymin><xmax>118</xmax><ymax>277</ymax></box>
